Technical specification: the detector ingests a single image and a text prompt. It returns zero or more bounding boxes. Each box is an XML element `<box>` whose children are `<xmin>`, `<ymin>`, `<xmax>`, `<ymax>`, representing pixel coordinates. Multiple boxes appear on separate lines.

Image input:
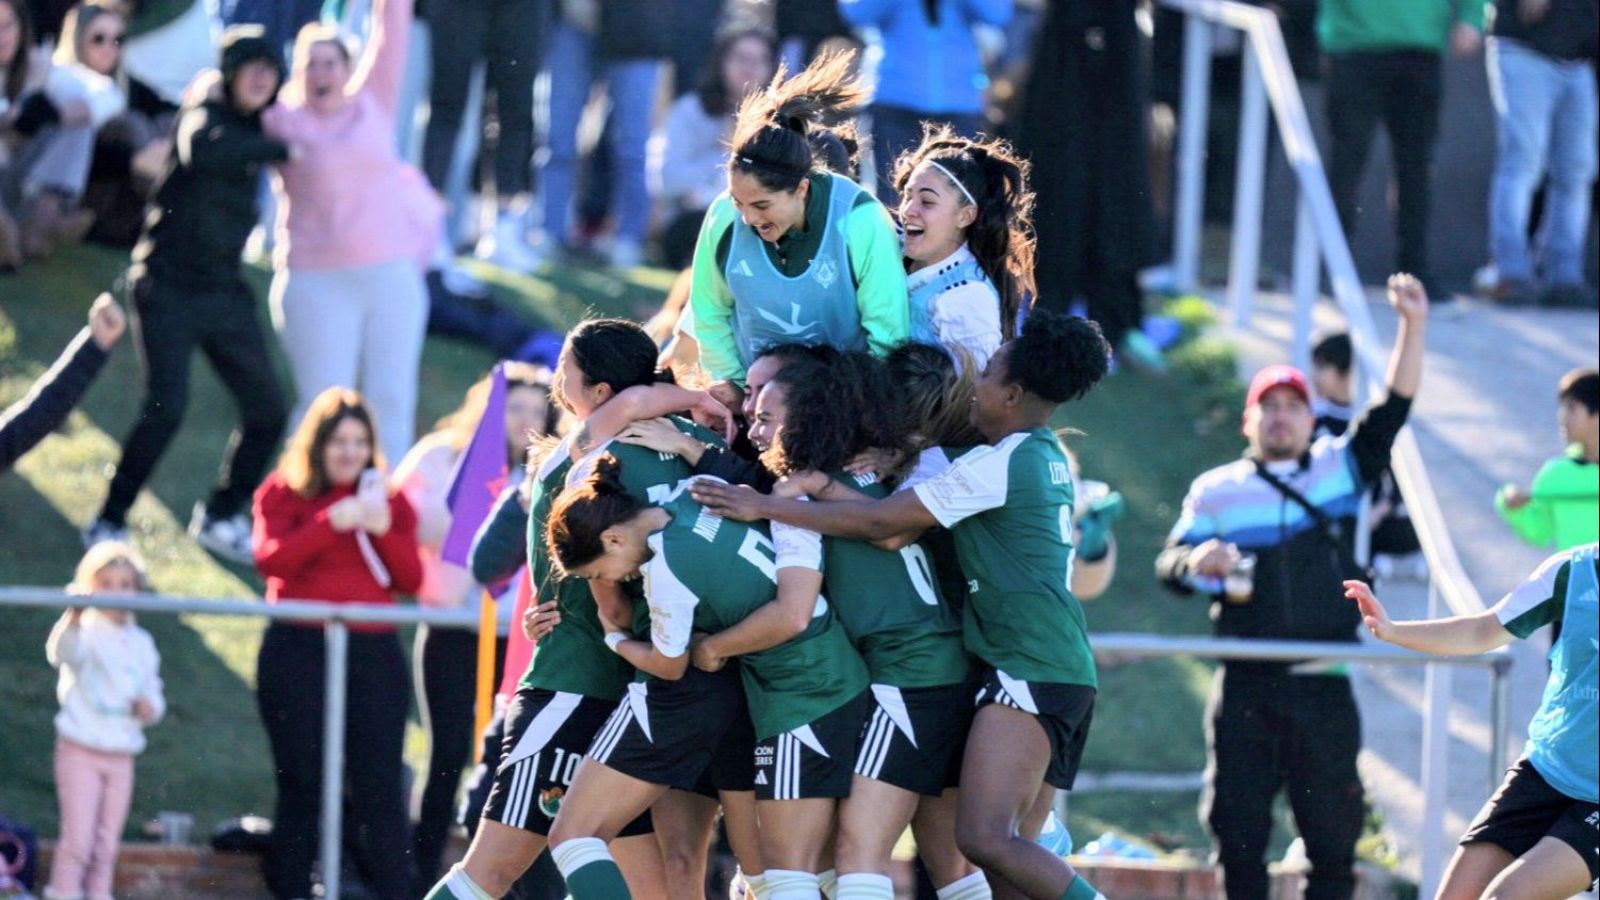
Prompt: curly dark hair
<box><xmin>1005</xmin><ymin>309</ymin><xmax>1111</xmax><ymax>404</ymax></box>
<box><xmin>760</xmin><ymin>351</ymin><xmax>903</xmax><ymax>476</ymax></box>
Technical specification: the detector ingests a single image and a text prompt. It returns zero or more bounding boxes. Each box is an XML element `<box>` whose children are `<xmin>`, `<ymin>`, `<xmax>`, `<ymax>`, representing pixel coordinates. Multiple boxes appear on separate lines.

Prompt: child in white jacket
<box><xmin>44</xmin><ymin>542</ymin><xmax>163</xmax><ymax>900</ymax></box>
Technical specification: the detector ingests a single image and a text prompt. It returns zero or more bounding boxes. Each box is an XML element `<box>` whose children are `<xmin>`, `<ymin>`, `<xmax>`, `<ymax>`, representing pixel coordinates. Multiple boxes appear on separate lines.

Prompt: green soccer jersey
<box><xmin>520</xmin><ymin>419</ymin><xmax>725</xmax><ymax>698</ymax></box>
<box><xmin>520</xmin><ymin>436</ymin><xmax>634</xmax><ymax>700</ymax></box>
<box><xmin>569</xmin><ymin>416</ymin><xmax>726</xmax><ymax>639</ymax></box>
<box><xmin>912</xmin><ymin>428</ymin><xmax>1096</xmax><ymax>687</ymax></box>
<box><xmin>650</xmin><ymin>490</ymin><xmax>869</xmax><ymax>740</ymax></box>
<box><xmin>774</xmin><ymin>471</ymin><xmax>969</xmax><ymax>688</ymax></box>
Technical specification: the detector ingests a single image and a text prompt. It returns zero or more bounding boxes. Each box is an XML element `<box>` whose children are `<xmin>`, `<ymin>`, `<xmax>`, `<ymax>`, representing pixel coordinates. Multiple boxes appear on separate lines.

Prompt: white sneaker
<box><xmin>189</xmin><ymin>503</ymin><xmax>255</xmax><ymax>564</ymax></box>
<box><xmin>475</xmin><ymin>215</ymin><xmax>545</xmax><ymax>272</ymax></box>
<box><xmin>82</xmin><ymin>517</ymin><xmax>129</xmax><ymax>549</ymax></box>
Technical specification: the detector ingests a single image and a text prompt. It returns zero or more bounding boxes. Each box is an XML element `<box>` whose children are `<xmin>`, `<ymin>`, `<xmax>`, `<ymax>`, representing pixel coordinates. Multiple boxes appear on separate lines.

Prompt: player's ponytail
<box><xmin>892</xmin><ymin>125</ymin><xmax>1037</xmax><ymax>339</ymax></box>
<box><xmin>729</xmin><ymin>49</ymin><xmax>867</xmax><ymax>193</ymax></box>
<box><xmin>547</xmin><ymin>454</ymin><xmax>646</xmax><ymax>576</ymax></box>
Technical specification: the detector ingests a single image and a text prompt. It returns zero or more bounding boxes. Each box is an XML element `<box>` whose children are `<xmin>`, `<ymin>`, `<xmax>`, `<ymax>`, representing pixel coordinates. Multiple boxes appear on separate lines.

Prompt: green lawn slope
<box><xmin>1</xmin><ymin>245</ymin><xmax>1242</xmax><ymax>855</ymax></box>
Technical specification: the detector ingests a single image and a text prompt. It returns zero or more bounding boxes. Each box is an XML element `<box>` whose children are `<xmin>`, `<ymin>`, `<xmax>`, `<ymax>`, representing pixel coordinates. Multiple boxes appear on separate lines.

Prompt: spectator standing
<box><xmin>0</xmin><ymin>293</ymin><xmax>123</xmax><ymax>471</ymax></box>
<box><xmin>422</xmin><ymin>0</ymin><xmax>548</xmax><ymax>271</ymax></box>
<box><xmin>82</xmin><ymin>27</ymin><xmax>291</xmax><ymax>561</ymax></box>
<box><xmin>391</xmin><ymin>364</ymin><xmax>559</xmax><ymax>889</ymax></box>
<box><xmin>1344</xmin><ymin>547</ymin><xmax>1598</xmax><ymax>898</ymax></box>
<box><xmin>252</xmin><ymin>388</ymin><xmax>422</xmax><ymax>900</ymax></box>
<box><xmin>687</xmin><ymin>50</ymin><xmax>909</xmax><ymax>410</ymax></box>
<box><xmin>1497</xmin><ymin>367</ymin><xmax>1599</xmax><ymax>551</ymax></box>
<box><xmin>533</xmin><ymin>0</ymin><xmax>670</xmax><ymax>269</ymax></box>
<box><xmin>1310</xmin><ymin>332</ymin><xmax>1425</xmax><ymax>578</ymax></box>
<box><xmin>1014</xmin><ymin>0</ymin><xmax>1164</xmax><ymax>371</ymax></box>
<box><xmin>0</xmin><ymin>0</ymin><xmax>38</xmax><ymax>269</ymax></box>
<box><xmin>840</xmin><ymin>0</ymin><xmax>1011</xmax><ymax>205</ymax></box>
<box><xmin>1320</xmin><ymin>0</ymin><xmax>1485</xmax><ymax>297</ymax></box>
<box><xmin>44</xmin><ymin>542</ymin><xmax>164</xmax><ymax>900</ymax></box>
<box><xmin>264</xmin><ymin>0</ymin><xmax>441</xmax><ymax>467</ymax></box>
<box><xmin>1483</xmin><ymin>0</ymin><xmax>1598</xmax><ymax>308</ymax></box>
<box><xmin>1157</xmin><ymin>275</ymin><xmax>1430</xmax><ymax>900</ymax></box>
<box><xmin>650</xmin><ymin>26</ymin><xmax>776</xmax><ymax>269</ymax></box>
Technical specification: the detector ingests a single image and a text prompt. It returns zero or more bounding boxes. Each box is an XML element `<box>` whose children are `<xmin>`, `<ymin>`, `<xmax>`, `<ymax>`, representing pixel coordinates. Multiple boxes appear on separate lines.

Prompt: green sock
<box><xmin>552</xmin><ymin>837</ymin><xmax>631</xmax><ymax>899</ymax></box>
<box><xmin>1061</xmin><ymin>875</ymin><xmax>1106</xmax><ymax>900</ymax></box>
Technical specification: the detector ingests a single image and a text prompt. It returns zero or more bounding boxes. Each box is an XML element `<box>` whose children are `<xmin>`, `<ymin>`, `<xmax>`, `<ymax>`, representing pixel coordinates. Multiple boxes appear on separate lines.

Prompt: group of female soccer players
<box><xmin>423</xmin><ymin>51</ymin><xmax>1113</xmax><ymax>900</ymax></box>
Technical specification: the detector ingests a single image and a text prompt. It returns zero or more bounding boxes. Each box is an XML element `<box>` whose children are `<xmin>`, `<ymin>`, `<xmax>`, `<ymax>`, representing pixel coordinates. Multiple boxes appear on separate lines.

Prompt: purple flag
<box><xmin>441</xmin><ymin>364</ymin><xmax>508</xmax><ymax>567</ymax></box>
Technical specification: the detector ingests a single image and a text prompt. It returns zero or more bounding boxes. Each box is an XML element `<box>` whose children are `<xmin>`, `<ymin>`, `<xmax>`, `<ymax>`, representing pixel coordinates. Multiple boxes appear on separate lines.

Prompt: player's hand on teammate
<box><xmin>1343</xmin><ymin>580</ymin><xmax>1394</xmax><ymax>642</ymax></box>
<box><xmin>690</xmin><ymin>480</ymin><xmax>766</xmax><ymax>521</ymax></box>
<box><xmin>522</xmin><ymin>600</ymin><xmax>560</xmax><ymax>644</ymax></box>
<box><xmin>844</xmin><ymin>447</ymin><xmax>905</xmax><ymax>481</ymax></box>
<box><xmin>690</xmin><ymin>635</ymin><xmax>726</xmax><ymax>673</ymax></box>
<box><xmin>689</xmin><ymin>393</ymin><xmax>738</xmax><ymax>445</ymax></box>
<box><xmin>616</xmin><ymin>417</ymin><xmax>702</xmax><ymax>460</ymax></box>
<box><xmin>774</xmin><ymin>470</ymin><xmax>829</xmax><ymax>500</ymax></box>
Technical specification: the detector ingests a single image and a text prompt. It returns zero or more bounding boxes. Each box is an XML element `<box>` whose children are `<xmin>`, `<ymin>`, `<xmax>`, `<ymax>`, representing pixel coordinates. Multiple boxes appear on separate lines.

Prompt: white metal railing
<box><xmin>1161</xmin><ymin>1</ymin><xmax>1497</xmax><ymax>893</ymax></box>
<box><xmin>2</xmin><ymin>587</ymin><xmax>1511</xmax><ymax>897</ymax></box>
<box><xmin>0</xmin><ymin>586</ymin><xmax>480</xmax><ymax>900</ymax></box>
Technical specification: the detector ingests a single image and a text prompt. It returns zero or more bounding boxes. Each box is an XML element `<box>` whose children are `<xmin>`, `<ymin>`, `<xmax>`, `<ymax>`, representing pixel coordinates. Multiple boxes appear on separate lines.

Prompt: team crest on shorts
<box><xmin>813</xmin><ymin>256</ymin><xmax>839</xmax><ymax>289</ymax></box>
<box><xmin>538</xmin><ymin>786</ymin><xmax>565</xmax><ymax>818</ymax></box>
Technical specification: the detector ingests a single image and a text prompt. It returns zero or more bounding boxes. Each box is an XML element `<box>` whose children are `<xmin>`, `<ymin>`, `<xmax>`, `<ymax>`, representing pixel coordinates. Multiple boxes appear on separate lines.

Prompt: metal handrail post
<box><xmin>1418</xmin><ymin>582</ymin><xmax>1453</xmax><ymax>898</ymax></box>
<box><xmin>1227</xmin><ymin>46</ymin><xmax>1269</xmax><ymax>324</ymax></box>
<box><xmin>320</xmin><ymin>620</ymin><xmax>349</xmax><ymax>900</ymax></box>
<box><xmin>1490</xmin><ymin>655</ymin><xmax>1511</xmax><ymax>789</ymax></box>
<box><xmin>1291</xmin><ymin>194</ymin><xmax>1318</xmax><ymax>371</ymax></box>
<box><xmin>1173</xmin><ymin>14</ymin><xmax>1213</xmax><ymax>293</ymax></box>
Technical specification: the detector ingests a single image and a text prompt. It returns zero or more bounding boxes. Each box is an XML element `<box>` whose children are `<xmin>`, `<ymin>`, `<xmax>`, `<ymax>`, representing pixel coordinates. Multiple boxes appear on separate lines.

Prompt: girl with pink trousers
<box><xmin>44</xmin><ymin>542</ymin><xmax>164</xmax><ymax>900</ymax></box>
<box><xmin>264</xmin><ymin>0</ymin><xmax>441</xmax><ymax>466</ymax></box>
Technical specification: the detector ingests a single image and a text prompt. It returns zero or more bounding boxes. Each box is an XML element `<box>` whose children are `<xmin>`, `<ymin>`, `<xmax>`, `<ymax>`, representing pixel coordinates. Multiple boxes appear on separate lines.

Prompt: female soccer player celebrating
<box><xmin>693</xmin><ymin>309</ymin><xmax>1113</xmax><ymax>900</ymax></box>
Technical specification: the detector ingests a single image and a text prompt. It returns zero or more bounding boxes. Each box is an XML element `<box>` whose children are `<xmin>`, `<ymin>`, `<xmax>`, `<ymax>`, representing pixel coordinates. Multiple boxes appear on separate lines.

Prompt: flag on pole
<box><xmin>442</xmin><ymin>364</ymin><xmax>509</xmax><ymax>568</ymax></box>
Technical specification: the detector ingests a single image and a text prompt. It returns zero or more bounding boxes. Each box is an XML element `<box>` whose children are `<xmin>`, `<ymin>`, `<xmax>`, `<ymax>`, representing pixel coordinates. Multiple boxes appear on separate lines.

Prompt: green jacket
<box><xmin>1496</xmin><ymin>448</ymin><xmax>1599</xmax><ymax>551</ymax></box>
<box><xmin>688</xmin><ymin>171</ymin><xmax>909</xmax><ymax>384</ymax></box>
<box><xmin>1318</xmin><ymin>0</ymin><xmax>1486</xmax><ymax>54</ymax></box>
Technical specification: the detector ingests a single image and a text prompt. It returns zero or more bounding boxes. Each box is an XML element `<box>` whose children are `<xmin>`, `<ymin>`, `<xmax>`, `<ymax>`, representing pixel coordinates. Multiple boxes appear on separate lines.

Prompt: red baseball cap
<box><xmin>1245</xmin><ymin>364</ymin><xmax>1311</xmax><ymax>409</ymax></box>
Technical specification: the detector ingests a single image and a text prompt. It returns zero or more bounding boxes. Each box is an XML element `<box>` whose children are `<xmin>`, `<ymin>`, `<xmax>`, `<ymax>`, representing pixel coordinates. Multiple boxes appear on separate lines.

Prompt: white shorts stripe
<box><xmin>854</xmin><ymin>708</ymin><xmax>893</xmax><ymax>781</ymax></box>
<box><xmin>590</xmin><ymin>701</ymin><xmax>633</xmax><ymax>764</ymax></box>
<box><xmin>500</xmin><ymin>755</ymin><xmax>533</xmax><ymax>828</ymax></box>
<box><xmin>500</xmin><ymin>691</ymin><xmax>584</xmax><ymax>771</ymax></box>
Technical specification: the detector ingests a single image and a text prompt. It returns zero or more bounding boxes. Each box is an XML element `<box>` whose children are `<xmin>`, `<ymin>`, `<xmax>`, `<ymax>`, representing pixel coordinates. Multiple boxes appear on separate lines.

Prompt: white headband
<box><xmin>927</xmin><ymin>160</ymin><xmax>976</xmax><ymax>206</ymax></box>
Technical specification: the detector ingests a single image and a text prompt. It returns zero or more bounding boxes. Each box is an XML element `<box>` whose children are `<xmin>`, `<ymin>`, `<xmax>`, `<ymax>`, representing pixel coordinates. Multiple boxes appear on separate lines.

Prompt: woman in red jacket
<box><xmin>252</xmin><ymin>386</ymin><xmax>423</xmax><ymax>900</ymax></box>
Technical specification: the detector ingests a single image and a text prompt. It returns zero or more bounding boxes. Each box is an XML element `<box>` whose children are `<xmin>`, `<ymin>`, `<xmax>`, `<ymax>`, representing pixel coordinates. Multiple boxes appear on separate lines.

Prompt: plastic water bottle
<box><xmin>1037</xmin><ymin>810</ymin><xmax>1074</xmax><ymax>856</ymax></box>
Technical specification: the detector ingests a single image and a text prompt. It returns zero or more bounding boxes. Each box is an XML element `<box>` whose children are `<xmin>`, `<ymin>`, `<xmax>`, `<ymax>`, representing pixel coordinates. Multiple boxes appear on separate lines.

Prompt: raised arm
<box><xmin>348</xmin><ymin>0</ymin><xmax>412</xmax><ymax>112</ymax></box>
<box><xmin>1383</xmin><ymin>274</ymin><xmax>1428</xmax><ymax>401</ymax></box>
<box><xmin>571</xmin><ymin>384</ymin><xmax>734</xmax><ymax>458</ymax></box>
<box><xmin>1344</xmin><ymin>580</ymin><xmax>1512</xmax><ymax>656</ymax></box>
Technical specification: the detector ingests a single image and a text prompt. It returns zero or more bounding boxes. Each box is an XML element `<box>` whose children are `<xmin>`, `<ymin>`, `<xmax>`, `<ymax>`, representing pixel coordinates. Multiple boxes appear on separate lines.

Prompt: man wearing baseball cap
<box><xmin>1157</xmin><ymin>274</ymin><xmax>1430</xmax><ymax>900</ymax></box>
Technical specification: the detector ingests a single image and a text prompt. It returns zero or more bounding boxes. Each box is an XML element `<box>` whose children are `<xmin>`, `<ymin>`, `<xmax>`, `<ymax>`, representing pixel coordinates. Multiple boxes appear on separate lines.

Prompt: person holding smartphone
<box><xmin>251</xmin><ymin>387</ymin><xmax>423</xmax><ymax>900</ymax></box>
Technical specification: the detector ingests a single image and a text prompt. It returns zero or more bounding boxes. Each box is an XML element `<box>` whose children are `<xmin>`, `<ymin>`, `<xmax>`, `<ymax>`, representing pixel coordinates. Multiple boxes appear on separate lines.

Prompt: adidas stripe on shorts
<box><xmin>853</xmin><ymin>682</ymin><xmax>973</xmax><ymax>796</ymax></box>
<box><xmin>587</xmin><ymin>666</ymin><xmax>749</xmax><ymax>792</ymax></box>
<box><xmin>974</xmin><ymin>669</ymin><xmax>1096</xmax><ymax>790</ymax></box>
<box><xmin>753</xmin><ymin>691</ymin><xmax>871</xmax><ymax>801</ymax></box>
<box><xmin>481</xmin><ymin>686</ymin><xmax>653</xmax><ymax>836</ymax></box>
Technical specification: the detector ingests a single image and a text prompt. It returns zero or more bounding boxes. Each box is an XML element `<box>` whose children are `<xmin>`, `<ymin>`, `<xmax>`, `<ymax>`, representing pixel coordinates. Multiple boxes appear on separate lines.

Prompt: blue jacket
<box><xmin>843</xmin><ymin>0</ymin><xmax>1012</xmax><ymax>115</ymax></box>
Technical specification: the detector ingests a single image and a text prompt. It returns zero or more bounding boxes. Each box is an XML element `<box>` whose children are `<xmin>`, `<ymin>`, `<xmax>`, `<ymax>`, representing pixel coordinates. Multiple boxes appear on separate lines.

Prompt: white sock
<box><xmin>817</xmin><ymin>868</ymin><xmax>838</xmax><ymax>899</ymax></box>
<box><xmin>551</xmin><ymin>836</ymin><xmax>614</xmax><ymax>877</ymax></box>
<box><xmin>744</xmin><ymin>871</ymin><xmax>772</xmax><ymax>900</ymax></box>
<box><xmin>936</xmin><ymin>871</ymin><xmax>993</xmax><ymax>900</ymax></box>
<box><xmin>835</xmin><ymin>872</ymin><xmax>894</xmax><ymax>899</ymax></box>
<box><xmin>766</xmin><ymin>868</ymin><xmax>822</xmax><ymax>900</ymax></box>
<box><xmin>434</xmin><ymin>864</ymin><xmax>494</xmax><ymax>900</ymax></box>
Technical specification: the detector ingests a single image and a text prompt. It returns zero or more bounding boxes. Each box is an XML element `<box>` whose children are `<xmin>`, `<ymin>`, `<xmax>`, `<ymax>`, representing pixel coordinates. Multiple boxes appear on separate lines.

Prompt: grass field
<box><xmin>0</xmin><ymin>244</ymin><xmax>1247</xmax><ymax>856</ymax></box>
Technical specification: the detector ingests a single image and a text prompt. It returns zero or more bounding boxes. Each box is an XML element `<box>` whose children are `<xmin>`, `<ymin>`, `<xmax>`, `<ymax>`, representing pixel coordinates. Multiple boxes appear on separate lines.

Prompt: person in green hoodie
<box><xmin>1497</xmin><ymin>368</ymin><xmax>1599</xmax><ymax>551</ymax></box>
<box><xmin>687</xmin><ymin>49</ymin><xmax>909</xmax><ymax>414</ymax></box>
<box><xmin>1320</xmin><ymin>0</ymin><xmax>1486</xmax><ymax>297</ymax></box>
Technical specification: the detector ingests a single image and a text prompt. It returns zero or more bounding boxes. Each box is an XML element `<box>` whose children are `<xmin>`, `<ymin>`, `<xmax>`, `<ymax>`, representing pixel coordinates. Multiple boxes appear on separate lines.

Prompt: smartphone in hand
<box><xmin>358</xmin><ymin>468</ymin><xmax>386</xmax><ymax>507</ymax></box>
